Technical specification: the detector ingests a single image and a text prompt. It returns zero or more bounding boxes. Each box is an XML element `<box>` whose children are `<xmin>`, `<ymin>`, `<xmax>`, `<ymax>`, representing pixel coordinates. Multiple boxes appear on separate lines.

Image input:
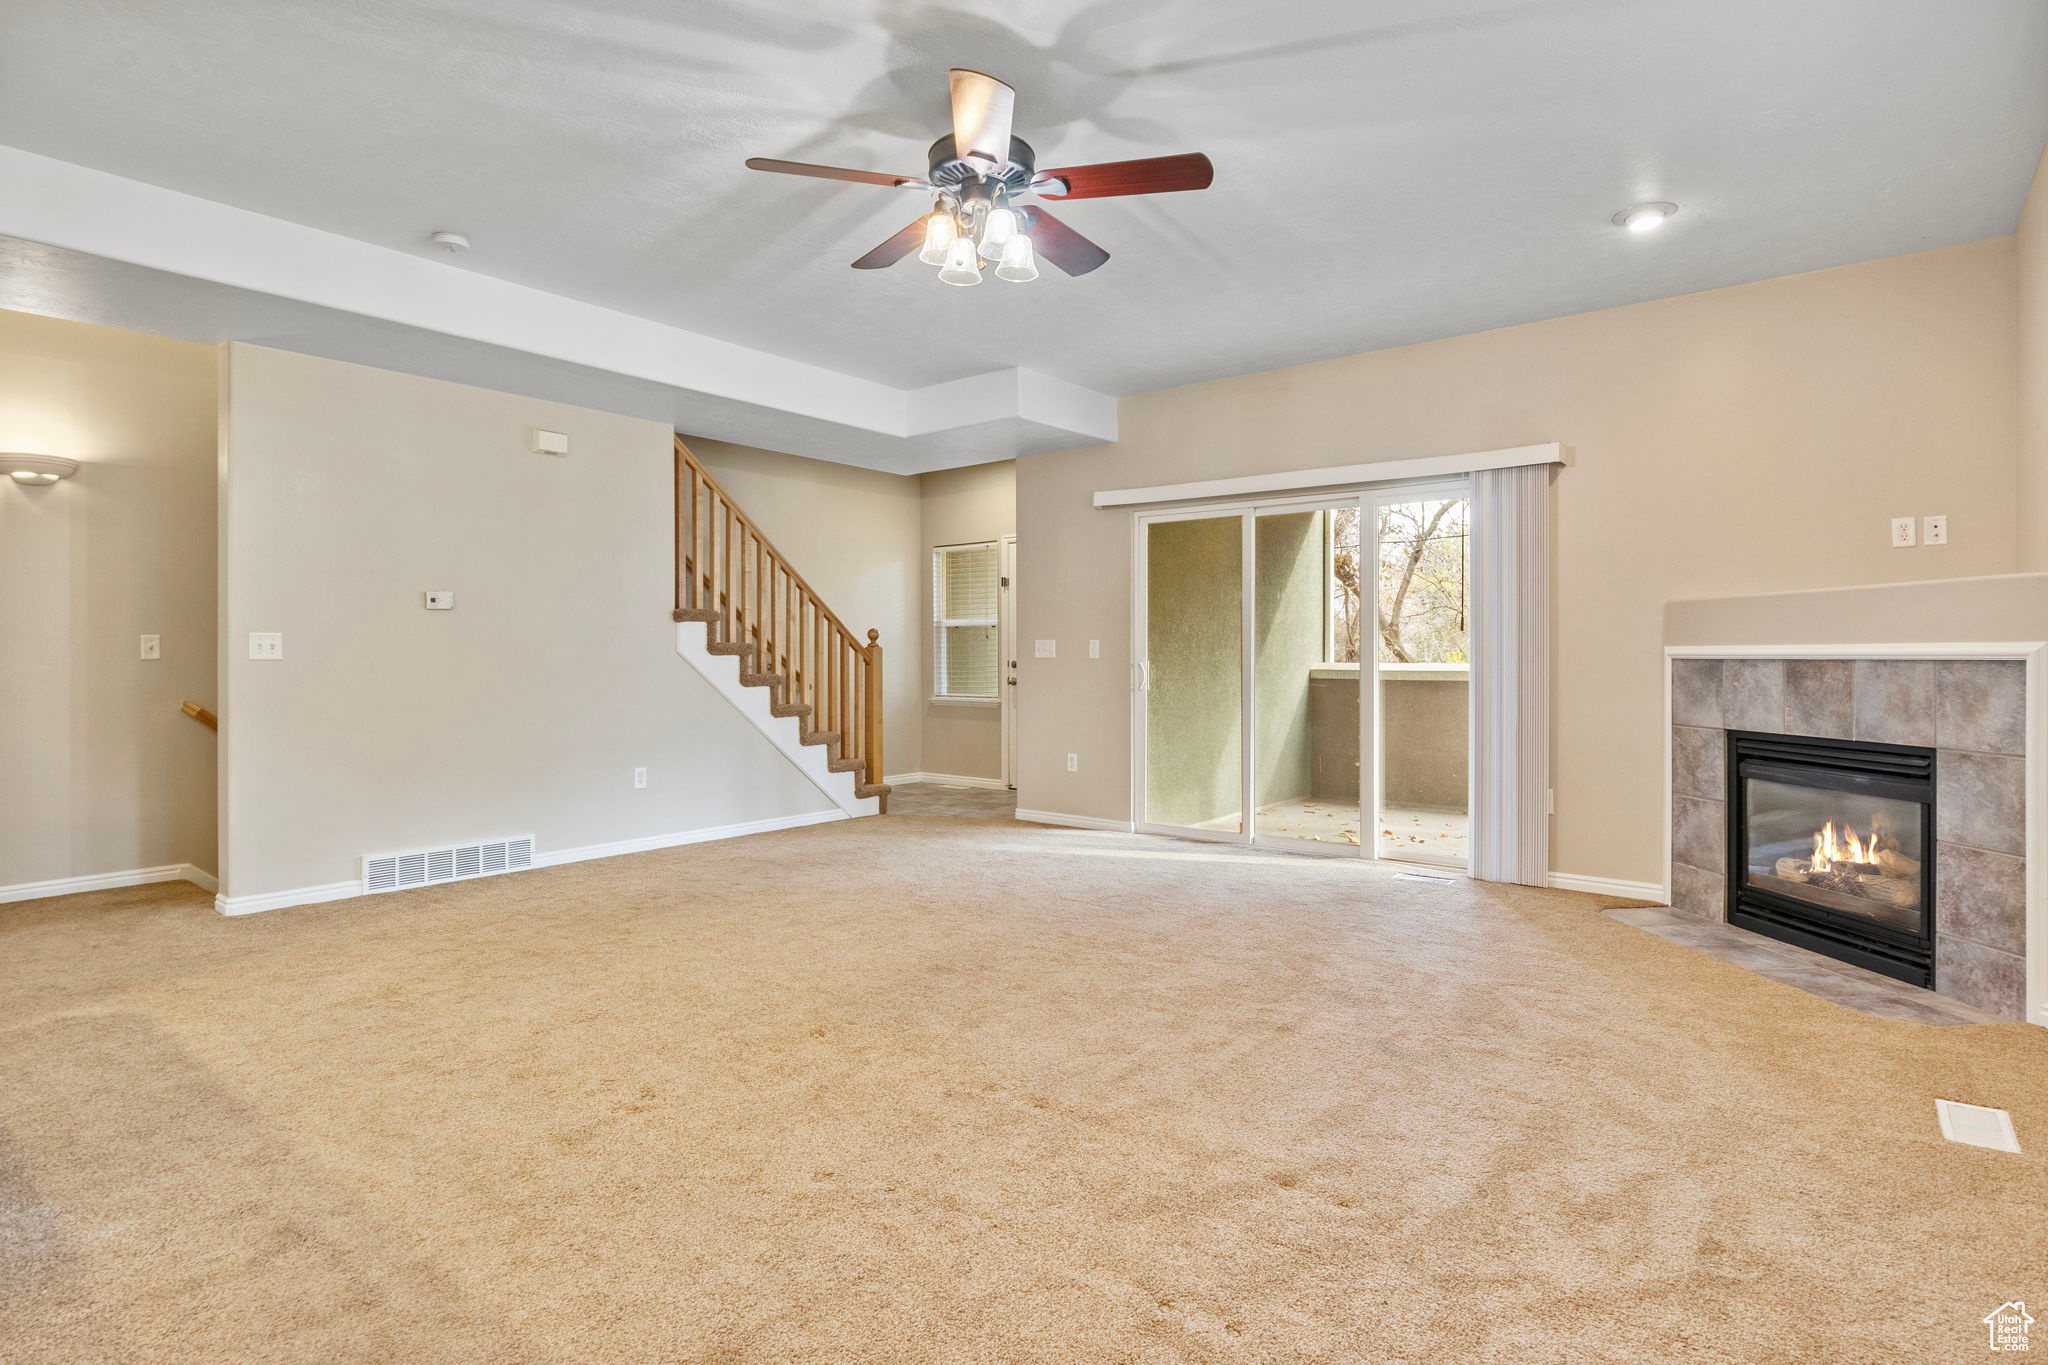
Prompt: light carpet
<box><xmin>2</xmin><ymin>816</ymin><xmax>2042</xmax><ymax>1362</ymax></box>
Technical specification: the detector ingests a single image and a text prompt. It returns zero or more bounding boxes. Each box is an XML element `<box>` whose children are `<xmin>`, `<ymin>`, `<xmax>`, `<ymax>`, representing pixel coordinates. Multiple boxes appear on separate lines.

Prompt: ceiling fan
<box><xmin>745</xmin><ymin>68</ymin><xmax>1214</xmax><ymax>286</ymax></box>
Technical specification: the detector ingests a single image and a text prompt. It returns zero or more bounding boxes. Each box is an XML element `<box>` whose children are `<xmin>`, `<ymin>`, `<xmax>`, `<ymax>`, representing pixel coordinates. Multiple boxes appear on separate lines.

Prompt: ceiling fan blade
<box><xmin>949</xmin><ymin>68</ymin><xmax>1015</xmax><ymax>170</ymax></box>
<box><xmin>851</xmin><ymin>216</ymin><xmax>931</xmax><ymax>270</ymax></box>
<box><xmin>1033</xmin><ymin>153</ymin><xmax>1214</xmax><ymax>200</ymax></box>
<box><xmin>746</xmin><ymin>157</ymin><xmax>926</xmax><ymax>189</ymax></box>
<box><xmin>1026</xmin><ymin>209</ymin><xmax>1109</xmax><ymax>276</ymax></box>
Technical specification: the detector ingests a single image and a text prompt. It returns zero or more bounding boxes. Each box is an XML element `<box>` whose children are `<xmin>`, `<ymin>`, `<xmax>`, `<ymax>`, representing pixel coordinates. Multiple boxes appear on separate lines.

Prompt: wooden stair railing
<box><xmin>181</xmin><ymin>701</ymin><xmax>218</xmax><ymax>731</ymax></box>
<box><xmin>671</xmin><ymin>435</ymin><xmax>887</xmax><ymax>802</ymax></box>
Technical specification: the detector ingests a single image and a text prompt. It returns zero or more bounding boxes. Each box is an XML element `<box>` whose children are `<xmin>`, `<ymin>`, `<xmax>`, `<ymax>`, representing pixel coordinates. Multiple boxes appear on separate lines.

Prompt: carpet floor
<box><xmin>2</xmin><ymin>816</ymin><xmax>2042</xmax><ymax>1363</ymax></box>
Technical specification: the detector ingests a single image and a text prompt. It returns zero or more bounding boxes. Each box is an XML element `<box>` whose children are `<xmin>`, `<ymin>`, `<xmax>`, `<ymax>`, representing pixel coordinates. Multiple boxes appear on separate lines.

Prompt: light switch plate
<box><xmin>1922</xmin><ymin>515</ymin><xmax>1948</xmax><ymax>546</ymax></box>
<box><xmin>249</xmin><ymin>632</ymin><xmax>284</xmax><ymax>660</ymax></box>
<box><xmin>1088</xmin><ymin>639</ymin><xmax>1100</xmax><ymax>659</ymax></box>
<box><xmin>1035</xmin><ymin>639</ymin><xmax>1057</xmax><ymax>658</ymax></box>
<box><xmin>425</xmin><ymin>591</ymin><xmax>456</xmax><ymax>610</ymax></box>
<box><xmin>139</xmin><ymin>634</ymin><xmax>161</xmax><ymax>660</ymax></box>
<box><xmin>1890</xmin><ymin>516</ymin><xmax>1917</xmax><ymax>548</ymax></box>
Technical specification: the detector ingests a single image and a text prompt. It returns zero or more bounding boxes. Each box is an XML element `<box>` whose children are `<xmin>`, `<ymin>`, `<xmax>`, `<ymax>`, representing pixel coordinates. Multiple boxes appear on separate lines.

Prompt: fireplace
<box><xmin>1726</xmin><ymin>731</ymin><xmax>1936</xmax><ymax>986</ymax></box>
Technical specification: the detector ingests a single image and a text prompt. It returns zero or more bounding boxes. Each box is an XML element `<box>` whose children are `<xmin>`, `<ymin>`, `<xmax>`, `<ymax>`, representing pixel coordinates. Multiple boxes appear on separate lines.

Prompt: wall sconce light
<box><xmin>5</xmin><ymin>454</ymin><xmax>81</xmax><ymax>485</ymax></box>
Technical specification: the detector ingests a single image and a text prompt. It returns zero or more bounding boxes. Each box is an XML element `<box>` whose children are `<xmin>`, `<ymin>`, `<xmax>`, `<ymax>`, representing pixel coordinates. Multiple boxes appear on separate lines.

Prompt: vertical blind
<box><xmin>934</xmin><ymin>542</ymin><xmax>1000</xmax><ymax>698</ymax></box>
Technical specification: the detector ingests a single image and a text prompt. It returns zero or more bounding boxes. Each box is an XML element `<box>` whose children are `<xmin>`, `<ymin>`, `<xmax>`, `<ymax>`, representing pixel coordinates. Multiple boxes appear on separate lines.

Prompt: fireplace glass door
<box><xmin>1741</xmin><ymin>776</ymin><xmax>1925</xmax><ymax>935</ymax></box>
<box><xmin>1727</xmin><ymin>731</ymin><xmax>1936</xmax><ymax>986</ymax></box>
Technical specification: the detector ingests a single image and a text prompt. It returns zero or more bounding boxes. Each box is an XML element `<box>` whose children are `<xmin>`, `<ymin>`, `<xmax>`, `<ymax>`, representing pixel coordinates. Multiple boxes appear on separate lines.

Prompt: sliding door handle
<box><xmin>1135</xmin><ymin>660</ymin><xmax>1150</xmax><ymax>692</ymax></box>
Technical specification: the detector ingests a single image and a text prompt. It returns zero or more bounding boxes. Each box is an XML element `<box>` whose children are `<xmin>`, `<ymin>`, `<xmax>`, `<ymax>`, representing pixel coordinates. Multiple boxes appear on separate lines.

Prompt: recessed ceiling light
<box><xmin>429</xmin><ymin>230</ymin><xmax>471</xmax><ymax>252</ymax></box>
<box><xmin>1613</xmin><ymin>202</ymin><xmax>1678</xmax><ymax>234</ymax></box>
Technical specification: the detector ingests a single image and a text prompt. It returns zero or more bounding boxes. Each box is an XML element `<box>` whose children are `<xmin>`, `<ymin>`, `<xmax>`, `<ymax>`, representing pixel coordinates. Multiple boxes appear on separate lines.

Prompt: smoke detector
<box><xmin>429</xmin><ymin>231</ymin><xmax>471</xmax><ymax>253</ymax></box>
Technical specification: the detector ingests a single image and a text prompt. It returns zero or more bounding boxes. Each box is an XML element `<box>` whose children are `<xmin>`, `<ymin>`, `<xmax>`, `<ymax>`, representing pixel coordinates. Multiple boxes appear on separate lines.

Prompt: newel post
<box><xmin>865</xmin><ymin>628</ymin><xmax>884</xmax><ymax>805</ymax></box>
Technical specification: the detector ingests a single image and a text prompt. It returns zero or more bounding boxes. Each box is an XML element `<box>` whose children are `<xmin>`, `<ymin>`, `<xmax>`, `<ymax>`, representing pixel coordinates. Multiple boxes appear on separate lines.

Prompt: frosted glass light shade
<box><xmin>994</xmin><ymin>234</ymin><xmax>1038</xmax><ymax>283</ymax></box>
<box><xmin>937</xmin><ymin>236</ymin><xmax>983</xmax><ymax>286</ymax></box>
<box><xmin>978</xmin><ymin>207</ymin><xmax>1018</xmax><ymax>260</ymax></box>
<box><xmin>918</xmin><ymin>212</ymin><xmax>957</xmax><ymax>266</ymax></box>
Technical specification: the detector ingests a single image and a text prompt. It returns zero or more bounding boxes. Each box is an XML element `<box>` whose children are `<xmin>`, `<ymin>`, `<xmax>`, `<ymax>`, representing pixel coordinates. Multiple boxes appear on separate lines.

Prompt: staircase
<box><xmin>671</xmin><ymin>436</ymin><xmax>889</xmax><ymax>816</ymax></box>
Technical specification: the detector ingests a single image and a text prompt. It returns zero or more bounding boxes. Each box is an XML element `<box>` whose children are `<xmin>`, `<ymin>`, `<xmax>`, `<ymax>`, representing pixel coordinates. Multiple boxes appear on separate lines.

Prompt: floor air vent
<box><xmin>1936</xmin><ymin>1099</ymin><xmax>2022</xmax><ymax>1153</ymax></box>
<box><xmin>363</xmin><ymin>836</ymin><xmax>534</xmax><ymax>895</ymax></box>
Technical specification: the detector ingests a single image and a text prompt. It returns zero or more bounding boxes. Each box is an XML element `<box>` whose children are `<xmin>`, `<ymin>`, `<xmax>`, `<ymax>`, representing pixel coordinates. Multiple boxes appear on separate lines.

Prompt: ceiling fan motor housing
<box><xmin>926</xmin><ymin>135</ymin><xmax>1036</xmax><ymax>194</ymax></box>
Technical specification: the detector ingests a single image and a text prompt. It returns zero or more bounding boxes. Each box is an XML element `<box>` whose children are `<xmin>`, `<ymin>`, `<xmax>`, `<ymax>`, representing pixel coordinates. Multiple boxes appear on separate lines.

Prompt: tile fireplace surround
<box><xmin>1667</xmin><ymin>653</ymin><xmax>2036</xmax><ymax>1022</ymax></box>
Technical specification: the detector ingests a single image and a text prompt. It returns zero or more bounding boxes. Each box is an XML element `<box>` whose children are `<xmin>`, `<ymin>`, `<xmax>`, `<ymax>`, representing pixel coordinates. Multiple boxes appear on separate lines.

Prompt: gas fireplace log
<box><xmin>1773</xmin><ymin>857</ymin><xmax>1813</xmax><ymax>882</ymax></box>
<box><xmin>1874</xmin><ymin>849</ymin><xmax>1921</xmax><ymax>879</ymax></box>
<box><xmin>1854</xmin><ymin>873</ymin><xmax>1920</xmax><ymax>909</ymax></box>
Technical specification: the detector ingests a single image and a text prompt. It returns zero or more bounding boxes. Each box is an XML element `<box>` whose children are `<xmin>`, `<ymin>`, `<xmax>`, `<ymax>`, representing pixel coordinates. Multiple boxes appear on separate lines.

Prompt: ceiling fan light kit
<box><xmin>745</xmin><ymin>68</ymin><xmax>1214</xmax><ymax>286</ymax></box>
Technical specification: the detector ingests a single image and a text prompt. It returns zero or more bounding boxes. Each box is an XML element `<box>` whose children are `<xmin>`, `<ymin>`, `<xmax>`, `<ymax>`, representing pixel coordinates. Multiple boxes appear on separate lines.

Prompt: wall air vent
<box><xmin>362</xmin><ymin>836</ymin><xmax>534</xmax><ymax>895</ymax></box>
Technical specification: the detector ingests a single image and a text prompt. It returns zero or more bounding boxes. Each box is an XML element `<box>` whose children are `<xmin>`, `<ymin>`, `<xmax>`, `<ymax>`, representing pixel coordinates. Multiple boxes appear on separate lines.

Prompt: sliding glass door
<box><xmin>1368</xmin><ymin>485</ymin><xmax>1471</xmax><ymax>866</ymax></box>
<box><xmin>1139</xmin><ymin>513</ymin><xmax>1245</xmax><ymax>839</ymax></box>
<box><xmin>1135</xmin><ymin>481</ymin><xmax>1471</xmax><ymax>866</ymax></box>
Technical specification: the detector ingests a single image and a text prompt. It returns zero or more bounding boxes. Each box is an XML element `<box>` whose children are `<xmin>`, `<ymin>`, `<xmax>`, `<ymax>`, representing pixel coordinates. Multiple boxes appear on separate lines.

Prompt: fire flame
<box><xmin>1809</xmin><ymin>817</ymin><xmax>1889</xmax><ymax>872</ymax></box>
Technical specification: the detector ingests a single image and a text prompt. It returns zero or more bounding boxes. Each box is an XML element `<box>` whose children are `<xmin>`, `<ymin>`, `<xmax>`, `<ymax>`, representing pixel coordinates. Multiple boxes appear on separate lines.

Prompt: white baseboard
<box><xmin>884</xmin><ymin>771</ymin><xmax>1009</xmax><ymax>790</ymax></box>
<box><xmin>213</xmin><ymin>809</ymin><xmax>848</xmax><ymax>916</ymax></box>
<box><xmin>529</xmin><ymin>809</ymin><xmax>845</xmax><ymax>868</ymax></box>
<box><xmin>216</xmin><ymin>880</ymin><xmax>360</xmax><ymax>917</ymax></box>
<box><xmin>1015</xmin><ymin>808</ymin><xmax>1136</xmax><ymax>833</ymax></box>
<box><xmin>1</xmin><ymin>862</ymin><xmax>217</xmax><ymax>905</ymax></box>
<box><xmin>1548</xmin><ymin>871</ymin><xmax>1665</xmax><ymax>901</ymax></box>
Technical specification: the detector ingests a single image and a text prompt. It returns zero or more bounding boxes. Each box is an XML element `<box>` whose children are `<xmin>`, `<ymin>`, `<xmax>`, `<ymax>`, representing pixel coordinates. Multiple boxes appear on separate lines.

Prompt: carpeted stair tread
<box><xmin>800</xmin><ymin>730</ymin><xmax>839</xmax><ymax>747</ymax></box>
<box><xmin>770</xmin><ymin>701</ymin><xmax>813</xmax><ymax>718</ymax></box>
<box><xmin>705</xmin><ymin>640</ymin><xmax>754</xmax><ymax>658</ymax></box>
<box><xmin>856</xmin><ymin>783</ymin><xmax>892</xmax><ymax>798</ymax></box>
<box><xmin>739</xmin><ymin>672</ymin><xmax>785</xmax><ymax>689</ymax></box>
<box><xmin>826</xmin><ymin>756</ymin><xmax>866</xmax><ymax>775</ymax></box>
<box><xmin>672</xmin><ymin>607</ymin><xmax>722</xmax><ymax>623</ymax></box>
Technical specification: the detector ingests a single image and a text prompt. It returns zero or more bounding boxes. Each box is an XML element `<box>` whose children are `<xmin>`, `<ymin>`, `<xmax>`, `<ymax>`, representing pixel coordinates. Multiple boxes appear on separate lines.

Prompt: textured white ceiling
<box><xmin>3</xmin><ymin>0</ymin><xmax>2046</xmax><ymax>398</ymax></box>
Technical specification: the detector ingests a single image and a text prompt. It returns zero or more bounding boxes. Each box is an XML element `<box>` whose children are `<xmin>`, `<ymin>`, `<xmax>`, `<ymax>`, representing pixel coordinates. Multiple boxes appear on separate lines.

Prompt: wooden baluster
<box><xmin>864</xmin><ymin>629</ymin><xmax>883</xmax><ymax>796</ymax></box>
<box><xmin>674</xmin><ymin>444</ymin><xmax>686</xmax><ymax>614</ymax></box>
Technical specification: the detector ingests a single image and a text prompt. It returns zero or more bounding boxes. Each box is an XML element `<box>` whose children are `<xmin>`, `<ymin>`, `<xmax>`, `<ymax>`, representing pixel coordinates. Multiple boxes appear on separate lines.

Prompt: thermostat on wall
<box><xmin>530</xmin><ymin>428</ymin><xmax>569</xmax><ymax>456</ymax></box>
<box><xmin>425</xmin><ymin>591</ymin><xmax>455</xmax><ymax>610</ymax></box>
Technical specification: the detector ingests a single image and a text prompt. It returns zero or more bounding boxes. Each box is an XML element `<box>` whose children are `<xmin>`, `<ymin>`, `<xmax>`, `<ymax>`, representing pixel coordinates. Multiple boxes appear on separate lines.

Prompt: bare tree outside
<box><xmin>1327</xmin><ymin>501</ymin><xmax>1469</xmax><ymax>665</ymax></box>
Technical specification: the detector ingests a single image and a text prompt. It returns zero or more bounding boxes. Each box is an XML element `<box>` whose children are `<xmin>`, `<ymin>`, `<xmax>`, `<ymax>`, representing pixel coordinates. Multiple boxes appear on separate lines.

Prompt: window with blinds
<box><xmin>933</xmin><ymin>542</ymin><xmax>1000</xmax><ymax>699</ymax></box>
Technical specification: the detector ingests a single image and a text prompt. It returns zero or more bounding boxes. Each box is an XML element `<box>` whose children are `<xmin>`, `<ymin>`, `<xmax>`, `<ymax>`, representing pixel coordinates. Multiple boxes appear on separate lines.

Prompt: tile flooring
<box><xmin>886</xmin><ymin>781</ymin><xmax>1018</xmax><ymax>817</ymax></box>
<box><xmin>1604</xmin><ymin>906</ymin><xmax>2003</xmax><ymax>1025</ymax></box>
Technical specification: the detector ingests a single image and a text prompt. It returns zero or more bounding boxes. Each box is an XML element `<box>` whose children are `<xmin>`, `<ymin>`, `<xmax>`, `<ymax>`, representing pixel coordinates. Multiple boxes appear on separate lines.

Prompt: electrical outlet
<box><xmin>424</xmin><ymin>590</ymin><xmax>456</xmax><ymax>610</ymax></box>
<box><xmin>1065</xmin><ymin>752</ymin><xmax>1078</xmax><ymax>772</ymax></box>
<box><xmin>1035</xmin><ymin>639</ymin><xmax>1057</xmax><ymax>658</ymax></box>
<box><xmin>248</xmin><ymin>632</ymin><xmax>284</xmax><ymax>660</ymax></box>
<box><xmin>633</xmin><ymin>767</ymin><xmax>647</xmax><ymax>789</ymax></box>
<box><xmin>1890</xmin><ymin>516</ymin><xmax>1917</xmax><ymax>548</ymax></box>
<box><xmin>139</xmin><ymin>634</ymin><xmax>161</xmax><ymax>660</ymax></box>
<box><xmin>1088</xmin><ymin>639</ymin><xmax>1100</xmax><ymax>659</ymax></box>
<box><xmin>1923</xmin><ymin>515</ymin><xmax>1948</xmax><ymax>546</ymax></box>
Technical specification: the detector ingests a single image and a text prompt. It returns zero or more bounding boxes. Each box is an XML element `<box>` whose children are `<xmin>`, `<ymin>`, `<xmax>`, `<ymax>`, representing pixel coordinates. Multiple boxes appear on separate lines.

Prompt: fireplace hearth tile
<box><xmin>1936</xmin><ymin>842</ymin><xmax>2027</xmax><ymax>957</ymax></box>
<box><xmin>1937</xmin><ymin>750</ymin><xmax>2026</xmax><ymax>857</ymax></box>
<box><xmin>1672</xmin><ymin>659</ymin><xmax>1724</xmax><ymax>728</ymax></box>
<box><xmin>1935</xmin><ymin>660</ymin><xmax>2026</xmax><ymax>756</ymax></box>
<box><xmin>1932</xmin><ymin>935</ymin><xmax>2025</xmax><ymax>1020</ymax></box>
<box><xmin>1672</xmin><ymin>726</ymin><xmax>1725</xmax><ymax>800</ymax></box>
<box><xmin>1784</xmin><ymin>660</ymin><xmax>1854</xmax><ymax>739</ymax></box>
<box><xmin>1607</xmin><ymin>909</ymin><xmax>2005</xmax><ymax>1024</ymax></box>
<box><xmin>1669</xmin><ymin>862</ymin><xmax>1724</xmax><ymax>920</ymax></box>
<box><xmin>1722</xmin><ymin>659</ymin><xmax>1786</xmax><ymax>733</ymax></box>
<box><xmin>1852</xmin><ymin>660</ymin><xmax>1937</xmax><ymax>746</ymax></box>
<box><xmin>1672</xmin><ymin>795</ymin><xmax>1726</xmax><ymax>873</ymax></box>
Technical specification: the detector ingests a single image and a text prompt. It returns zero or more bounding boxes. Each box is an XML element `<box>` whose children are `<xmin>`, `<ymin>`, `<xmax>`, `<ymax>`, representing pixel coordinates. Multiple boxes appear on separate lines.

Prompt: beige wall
<box><xmin>0</xmin><ymin>310</ymin><xmax>217</xmax><ymax>888</ymax></box>
<box><xmin>220</xmin><ymin>347</ymin><xmax>830</xmax><ymax>899</ymax></box>
<box><xmin>686</xmin><ymin>437</ymin><xmax>925</xmax><ymax>779</ymax></box>
<box><xmin>1017</xmin><ymin>239</ymin><xmax>2020</xmax><ymax>886</ymax></box>
<box><xmin>1667</xmin><ymin>572</ymin><xmax>2048</xmax><ymax>646</ymax></box>
<box><xmin>918</xmin><ymin>460</ymin><xmax>1016</xmax><ymax>781</ymax></box>
<box><xmin>2020</xmin><ymin>143</ymin><xmax>2048</xmax><ymax>571</ymax></box>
